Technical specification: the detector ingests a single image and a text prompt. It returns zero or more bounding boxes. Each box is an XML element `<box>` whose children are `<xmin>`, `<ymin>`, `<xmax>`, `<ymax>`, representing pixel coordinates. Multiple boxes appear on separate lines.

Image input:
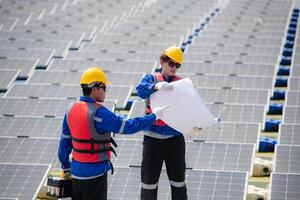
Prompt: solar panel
<box><xmin>207</xmin><ymin>103</ymin><xmax>266</xmax><ymax>126</ymax></box>
<box><xmin>274</xmin><ymin>145</ymin><xmax>300</xmax><ymax>174</ymax></box>
<box><xmin>279</xmin><ymin>124</ymin><xmax>300</xmax><ymax>145</ymax></box>
<box><xmin>6</xmin><ymin>84</ymin><xmax>131</xmax><ymax>108</ymax></box>
<box><xmin>186</xmin><ymin>74</ymin><xmax>274</xmax><ymax>90</ymax></box>
<box><xmin>0</xmin><ymin>163</ymin><xmax>50</xmax><ymax>200</ymax></box>
<box><xmin>269</xmin><ymin>173</ymin><xmax>300</xmax><ymax>200</ymax></box>
<box><xmin>0</xmin><ymin>18</ymin><xmax>18</xmax><ymax>31</ymax></box>
<box><xmin>286</xmin><ymin>91</ymin><xmax>300</xmax><ymax>106</ymax></box>
<box><xmin>0</xmin><ymin>58</ymin><xmax>38</xmax><ymax>78</ymax></box>
<box><xmin>197</xmin><ymin>88</ymin><xmax>270</xmax><ymax>105</ymax></box>
<box><xmin>0</xmin><ymin>49</ymin><xmax>55</xmax><ymax>68</ymax></box>
<box><xmin>0</xmin><ymin>97</ymin><xmax>116</xmax><ymax>117</ymax></box>
<box><xmin>27</xmin><ymin>71</ymin><xmax>144</xmax><ymax>87</ymax></box>
<box><xmin>0</xmin><ymin>69</ymin><xmax>19</xmax><ymax>91</ymax></box>
<box><xmin>283</xmin><ymin>106</ymin><xmax>300</xmax><ymax>124</ymax></box>
<box><xmin>66</xmin><ymin>50</ymin><xmax>159</xmax><ymax>62</ymax></box>
<box><xmin>0</xmin><ymin>138</ymin><xmax>60</xmax><ymax>167</ymax></box>
<box><xmin>93</xmin><ymin>34</ymin><xmax>181</xmax><ymax>46</ymax></box>
<box><xmin>192</xmin><ymin>37</ymin><xmax>282</xmax><ymax>47</ymax></box>
<box><xmin>108</xmin><ymin>167</ymin><xmax>248</xmax><ymax>200</ymax></box>
<box><xmin>0</xmin><ymin>39</ymin><xmax>72</xmax><ymax>58</ymax></box>
<box><xmin>184</xmin><ymin>54</ymin><xmax>278</xmax><ymax>65</ymax></box>
<box><xmin>194</xmin><ymin>122</ymin><xmax>260</xmax><ymax>145</ymax></box>
<box><xmin>0</xmin><ymin>116</ymin><xmax>61</xmax><ymax>138</ymax></box>
<box><xmin>0</xmin><ymin>31</ymin><xmax>85</xmax><ymax>50</ymax></box>
<box><xmin>187</xmin><ymin>45</ymin><xmax>280</xmax><ymax>56</ymax></box>
<box><xmin>112</xmin><ymin>139</ymin><xmax>255</xmax><ymax>174</ymax></box>
<box><xmin>12</xmin><ymin>24</ymin><xmax>98</xmax><ymax>41</ymax></box>
<box><xmin>179</xmin><ymin>62</ymin><xmax>276</xmax><ymax>77</ymax></box>
<box><xmin>48</xmin><ymin>59</ymin><xmax>156</xmax><ymax>73</ymax></box>
<box><xmin>288</xmin><ymin>77</ymin><xmax>300</xmax><ymax>91</ymax></box>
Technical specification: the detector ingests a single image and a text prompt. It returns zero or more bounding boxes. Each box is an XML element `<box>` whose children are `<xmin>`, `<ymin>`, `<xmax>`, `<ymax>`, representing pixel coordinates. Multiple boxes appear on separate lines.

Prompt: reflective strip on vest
<box><xmin>141</xmin><ymin>182</ymin><xmax>159</xmax><ymax>190</ymax></box>
<box><xmin>169</xmin><ymin>180</ymin><xmax>186</xmax><ymax>188</ymax></box>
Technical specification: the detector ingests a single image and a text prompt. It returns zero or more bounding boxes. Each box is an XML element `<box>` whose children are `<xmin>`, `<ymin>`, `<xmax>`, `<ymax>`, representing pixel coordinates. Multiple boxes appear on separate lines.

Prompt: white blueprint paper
<box><xmin>150</xmin><ymin>78</ymin><xmax>215</xmax><ymax>134</ymax></box>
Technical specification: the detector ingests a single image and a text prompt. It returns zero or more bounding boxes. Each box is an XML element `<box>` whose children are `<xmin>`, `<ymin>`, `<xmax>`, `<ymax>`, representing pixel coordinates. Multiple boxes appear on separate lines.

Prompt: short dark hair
<box><xmin>82</xmin><ymin>87</ymin><xmax>93</xmax><ymax>96</ymax></box>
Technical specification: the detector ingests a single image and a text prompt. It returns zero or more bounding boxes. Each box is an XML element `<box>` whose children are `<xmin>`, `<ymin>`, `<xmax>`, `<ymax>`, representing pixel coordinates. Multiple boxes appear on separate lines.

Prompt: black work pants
<box><xmin>141</xmin><ymin>135</ymin><xmax>187</xmax><ymax>200</ymax></box>
<box><xmin>72</xmin><ymin>173</ymin><xmax>107</xmax><ymax>200</ymax></box>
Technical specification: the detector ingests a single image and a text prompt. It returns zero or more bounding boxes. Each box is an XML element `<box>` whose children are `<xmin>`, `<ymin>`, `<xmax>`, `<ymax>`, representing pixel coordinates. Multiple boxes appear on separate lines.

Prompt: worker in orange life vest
<box><xmin>136</xmin><ymin>46</ymin><xmax>188</xmax><ymax>200</ymax></box>
<box><xmin>58</xmin><ymin>67</ymin><xmax>168</xmax><ymax>200</ymax></box>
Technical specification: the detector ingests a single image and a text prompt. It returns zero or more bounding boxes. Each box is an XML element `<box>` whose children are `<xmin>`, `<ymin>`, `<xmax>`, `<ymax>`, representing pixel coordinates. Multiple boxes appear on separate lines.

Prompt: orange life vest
<box><xmin>145</xmin><ymin>73</ymin><xmax>181</xmax><ymax>126</ymax></box>
<box><xmin>67</xmin><ymin>101</ymin><xmax>117</xmax><ymax>163</ymax></box>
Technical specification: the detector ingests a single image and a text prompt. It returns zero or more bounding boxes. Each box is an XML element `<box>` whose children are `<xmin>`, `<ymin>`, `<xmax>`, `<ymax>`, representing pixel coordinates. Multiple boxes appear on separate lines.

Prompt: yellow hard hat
<box><xmin>164</xmin><ymin>46</ymin><xmax>183</xmax><ymax>64</ymax></box>
<box><xmin>80</xmin><ymin>67</ymin><xmax>110</xmax><ymax>86</ymax></box>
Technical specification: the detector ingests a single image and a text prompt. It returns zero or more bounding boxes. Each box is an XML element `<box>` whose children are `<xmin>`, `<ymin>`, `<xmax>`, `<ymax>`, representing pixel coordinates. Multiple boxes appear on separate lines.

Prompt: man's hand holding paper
<box><xmin>150</xmin><ymin>78</ymin><xmax>216</xmax><ymax>134</ymax></box>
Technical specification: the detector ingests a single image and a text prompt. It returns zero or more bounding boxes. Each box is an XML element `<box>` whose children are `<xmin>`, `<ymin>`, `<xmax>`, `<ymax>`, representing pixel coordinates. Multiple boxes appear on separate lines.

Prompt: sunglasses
<box><xmin>166</xmin><ymin>60</ymin><xmax>181</xmax><ymax>69</ymax></box>
<box><xmin>94</xmin><ymin>83</ymin><xmax>106</xmax><ymax>92</ymax></box>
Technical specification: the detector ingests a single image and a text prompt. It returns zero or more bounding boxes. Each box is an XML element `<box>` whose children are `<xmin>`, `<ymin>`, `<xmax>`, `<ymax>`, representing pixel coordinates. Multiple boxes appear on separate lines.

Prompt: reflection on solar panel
<box><xmin>112</xmin><ymin>139</ymin><xmax>255</xmax><ymax>174</ymax></box>
<box><xmin>179</xmin><ymin>62</ymin><xmax>276</xmax><ymax>77</ymax></box>
<box><xmin>48</xmin><ymin>59</ymin><xmax>156</xmax><ymax>73</ymax></box>
<box><xmin>279</xmin><ymin>124</ymin><xmax>300</xmax><ymax>145</ymax></box>
<box><xmin>0</xmin><ymin>58</ymin><xmax>38</xmax><ymax>78</ymax></box>
<box><xmin>194</xmin><ymin>122</ymin><xmax>260</xmax><ymax>145</ymax></box>
<box><xmin>6</xmin><ymin>84</ymin><xmax>131</xmax><ymax>108</ymax></box>
<box><xmin>27</xmin><ymin>71</ymin><xmax>144</xmax><ymax>87</ymax></box>
<box><xmin>0</xmin><ymin>116</ymin><xmax>61</xmax><ymax>138</ymax></box>
<box><xmin>197</xmin><ymin>88</ymin><xmax>269</xmax><ymax>105</ymax></box>
<box><xmin>0</xmin><ymin>164</ymin><xmax>50</xmax><ymax>200</ymax></box>
<box><xmin>108</xmin><ymin>167</ymin><xmax>248</xmax><ymax>200</ymax></box>
<box><xmin>0</xmin><ymin>69</ymin><xmax>19</xmax><ymax>91</ymax></box>
<box><xmin>0</xmin><ymin>98</ymin><xmax>116</xmax><ymax>117</ymax></box>
<box><xmin>283</xmin><ymin>106</ymin><xmax>300</xmax><ymax>124</ymax></box>
<box><xmin>0</xmin><ymin>138</ymin><xmax>59</xmax><ymax>167</ymax></box>
<box><xmin>269</xmin><ymin>173</ymin><xmax>300</xmax><ymax>200</ymax></box>
<box><xmin>274</xmin><ymin>145</ymin><xmax>300</xmax><ymax>174</ymax></box>
<box><xmin>286</xmin><ymin>91</ymin><xmax>300</xmax><ymax>106</ymax></box>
